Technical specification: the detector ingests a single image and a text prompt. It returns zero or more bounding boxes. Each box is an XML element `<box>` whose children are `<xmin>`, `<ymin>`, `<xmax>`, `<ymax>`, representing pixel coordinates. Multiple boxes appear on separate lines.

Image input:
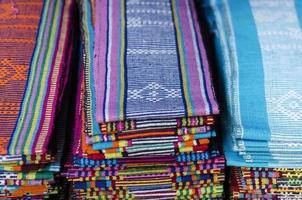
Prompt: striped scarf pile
<box><xmin>230</xmin><ymin>167</ymin><xmax>302</xmax><ymax>199</ymax></box>
<box><xmin>203</xmin><ymin>0</ymin><xmax>302</xmax><ymax>199</ymax></box>
<box><xmin>63</xmin><ymin>0</ymin><xmax>225</xmax><ymax>199</ymax></box>
<box><xmin>0</xmin><ymin>0</ymin><xmax>74</xmax><ymax>198</ymax></box>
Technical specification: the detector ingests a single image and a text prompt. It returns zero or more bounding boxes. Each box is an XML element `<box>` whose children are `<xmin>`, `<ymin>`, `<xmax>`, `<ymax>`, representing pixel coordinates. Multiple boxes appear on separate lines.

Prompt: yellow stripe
<box><xmin>171</xmin><ymin>0</ymin><xmax>192</xmax><ymax>115</ymax></box>
<box><xmin>104</xmin><ymin>152</ymin><xmax>123</xmax><ymax>159</ymax></box>
<box><xmin>179</xmin><ymin>147</ymin><xmax>193</xmax><ymax>152</ymax></box>
<box><xmin>119</xmin><ymin>0</ymin><xmax>126</xmax><ymax>120</ymax></box>
<box><xmin>24</xmin><ymin>2</ymin><xmax>61</xmax><ymax>154</ymax></box>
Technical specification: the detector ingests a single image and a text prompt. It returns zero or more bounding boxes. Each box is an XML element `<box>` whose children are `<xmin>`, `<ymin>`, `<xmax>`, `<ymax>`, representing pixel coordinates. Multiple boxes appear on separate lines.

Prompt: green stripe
<box><xmin>174</xmin><ymin>0</ymin><xmax>195</xmax><ymax>114</ymax></box>
<box><xmin>106</xmin><ymin>0</ymin><xmax>126</xmax><ymax>121</ymax></box>
<box><xmin>171</xmin><ymin>0</ymin><xmax>194</xmax><ymax>116</ymax></box>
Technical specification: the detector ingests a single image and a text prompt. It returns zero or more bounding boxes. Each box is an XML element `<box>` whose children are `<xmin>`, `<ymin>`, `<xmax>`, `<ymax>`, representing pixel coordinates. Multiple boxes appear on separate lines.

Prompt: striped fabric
<box><xmin>203</xmin><ymin>0</ymin><xmax>302</xmax><ymax>199</ymax></box>
<box><xmin>230</xmin><ymin>167</ymin><xmax>302</xmax><ymax>200</ymax></box>
<box><xmin>63</xmin><ymin>0</ymin><xmax>225</xmax><ymax>199</ymax></box>
<box><xmin>0</xmin><ymin>0</ymin><xmax>43</xmax><ymax>157</ymax></box>
<box><xmin>0</xmin><ymin>0</ymin><xmax>75</xmax><ymax>198</ymax></box>
<box><xmin>81</xmin><ymin>0</ymin><xmax>219</xmax><ymax>139</ymax></box>
<box><xmin>204</xmin><ymin>0</ymin><xmax>302</xmax><ymax>167</ymax></box>
<box><xmin>4</xmin><ymin>0</ymin><xmax>74</xmax><ymax>156</ymax></box>
<box><xmin>93</xmin><ymin>0</ymin><xmax>218</xmax><ymax>123</ymax></box>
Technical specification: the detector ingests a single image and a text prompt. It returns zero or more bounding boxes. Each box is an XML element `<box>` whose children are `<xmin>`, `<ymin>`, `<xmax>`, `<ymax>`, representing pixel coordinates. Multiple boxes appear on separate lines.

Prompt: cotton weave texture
<box><xmin>0</xmin><ymin>0</ymin><xmax>74</xmax><ymax>198</ymax></box>
<box><xmin>230</xmin><ymin>167</ymin><xmax>302</xmax><ymax>200</ymax></box>
<box><xmin>63</xmin><ymin>0</ymin><xmax>225</xmax><ymax>199</ymax></box>
<box><xmin>203</xmin><ymin>0</ymin><xmax>302</xmax><ymax>199</ymax></box>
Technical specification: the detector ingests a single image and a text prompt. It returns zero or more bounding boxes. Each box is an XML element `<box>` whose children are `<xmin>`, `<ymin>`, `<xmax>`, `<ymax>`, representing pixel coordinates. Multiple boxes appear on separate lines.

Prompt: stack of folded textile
<box><xmin>203</xmin><ymin>0</ymin><xmax>302</xmax><ymax>199</ymax></box>
<box><xmin>0</xmin><ymin>0</ymin><xmax>74</xmax><ymax>198</ymax></box>
<box><xmin>230</xmin><ymin>167</ymin><xmax>302</xmax><ymax>199</ymax></box>
<box><xmin>63</xmin><ymin>0</ymin><xmax>225</xmax><ymax>199</ymax></box>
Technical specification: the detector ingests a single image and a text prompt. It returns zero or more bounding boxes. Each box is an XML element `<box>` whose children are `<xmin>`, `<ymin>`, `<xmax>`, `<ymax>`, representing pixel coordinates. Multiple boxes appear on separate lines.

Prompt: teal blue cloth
<box><xmin>203</xmin><ymin>0</ymin><xmax>302</xmax><ymax>167</ymax></box>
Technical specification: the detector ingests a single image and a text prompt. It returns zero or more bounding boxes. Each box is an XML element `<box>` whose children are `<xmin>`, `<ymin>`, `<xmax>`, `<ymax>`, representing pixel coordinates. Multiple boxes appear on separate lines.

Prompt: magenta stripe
<box><xmin>15</xmin><ymin>1</ymin><xmax>55</xmax><ymax>154</ymax></box>
<box><xmin>190</xmin><ymin>0</ymin><xmax>219</xmax><ymax>114</ymax></box>
<box><xmin>71</xmin><ymin>63</ymin><xmax>84</xmax><ymax>157</ymax></box>
<box><xmin>71</xmin><ymin>70</ymin><xmax>82</xmax><ymax>156</ymax></box>
<box><xmin>78</xmin><ymin>136</ymin><xmax>83</xmax><ymax>155</ymax></box>
<box><xmin>95</xmin><ymin>0</ymin><xmax>107</xmax><ymax>122</ymax></box>
<box><xmin>107</xmin><ymin>0</ymin><xmax>120</xmax><ymax>121</ymax></box>
<box><xmin>178</xmin><ymin>0</ymin><xmax>207</xmax><ymax>117</ymax></box>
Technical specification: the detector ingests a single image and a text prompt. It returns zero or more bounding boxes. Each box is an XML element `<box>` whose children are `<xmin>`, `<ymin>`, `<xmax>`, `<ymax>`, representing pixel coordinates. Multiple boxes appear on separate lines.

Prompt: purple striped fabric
<box><xmin>92</xmin><ymin>0</ymin><xmax>219</xmax><ymax>123</ymax></box>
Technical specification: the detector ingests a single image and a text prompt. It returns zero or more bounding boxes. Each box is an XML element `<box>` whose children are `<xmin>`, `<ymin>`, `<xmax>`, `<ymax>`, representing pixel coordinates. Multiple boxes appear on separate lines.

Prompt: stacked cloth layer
<box><xmin>63</xmin><ymin>0</ymin><xmax>225</xmax><ymax>199</ymax></box>
<box><xmin>0</xmin><ymin>0</ymin><xmax>74</xmax><ymax>198</ymax></box>
<box><xmin>203</xmin><ymin>0</ymin><xmax>302</xmax><ymax>199</ymax></box>
<box><xmin>230</xmin><ymin>167</ymin><xmax>302</xmax><ymax>199</ymax></box>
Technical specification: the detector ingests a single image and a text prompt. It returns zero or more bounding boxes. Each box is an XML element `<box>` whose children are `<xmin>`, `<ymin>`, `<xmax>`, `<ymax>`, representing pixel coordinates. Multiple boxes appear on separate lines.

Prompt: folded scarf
<box><xmin>63</xmin><ymin>0</ymin><xmax>225</xmax><ymax>199</ymax></box>
<box><xmin>80</xmin><ymin>0</ymin><xmax>219</xmax><ymax>139</ymax></box>
<box><xmin>0</xmin><ymin>0</ymin><xmax>75</xmax><ymax>198</ymax></box>
<box><xmin>230</xmin><ymin>167</ymin><xmax>302</xmax><ymax>200</ymax></box>
<box><xmin>203</xmin><ymin>0</ymin><xmax>302</xmax><ymax>167</ymax></box>
<box><xmin>0</xmin><ymin>0</ymin><xmax>74</xmax><ymax>157</ymax></box>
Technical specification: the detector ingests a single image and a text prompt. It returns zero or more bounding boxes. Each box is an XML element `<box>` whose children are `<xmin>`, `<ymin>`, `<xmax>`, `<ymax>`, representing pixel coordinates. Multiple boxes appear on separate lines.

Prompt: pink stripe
<box><xmin>107</xmin><ymin>0</ymin><xmax>121</xmax><ymax>121</ymax></box>
<box><xmin>190</xmin><ymin>0</ymin><xmax>219</xmax><ymax>114</ymax></box>
<box><xmin>178</xmin><ymin>0</ymin><xmax>206</xmax><ymax>117</ymax></box>
<box><xmin>72</xmin><ymin>44</ymin><xmax>84</xmax><ymax>153</ymax></box>
<box><xmin>95</xmin><ymin>0</ymin><xmax>107</xmax><ymax>122</ymax></box>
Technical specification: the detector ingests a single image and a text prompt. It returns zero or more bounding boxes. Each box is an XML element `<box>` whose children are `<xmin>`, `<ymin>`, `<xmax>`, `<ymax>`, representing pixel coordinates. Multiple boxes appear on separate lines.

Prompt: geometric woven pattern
<box><xmin>0</xmin><ymin>0</ymin><xmax>42</xmax><ymax>153</ymax></box>
<box><xmin>128</xmin><ymin>82</ymin><xmax>181</xmax><ymax>103</ymax></box>
<box><xmin>268</xmin><ymin>90</ymin><xmax>302</xmax><ymax>121</ymax></box>
<box><xmin>65</xmin><ymin>1</ymin><xmax>225</xmax><ymax>199</ymax></box>
<box><xmin>0</xmin><ymin>0</ymin><xmax>75</xmax><ymax>198</ymax></box>
<box><xmin>0</xmin><ymin>58</ymin><xmax>28</xmax><ymax>85</ymax></box>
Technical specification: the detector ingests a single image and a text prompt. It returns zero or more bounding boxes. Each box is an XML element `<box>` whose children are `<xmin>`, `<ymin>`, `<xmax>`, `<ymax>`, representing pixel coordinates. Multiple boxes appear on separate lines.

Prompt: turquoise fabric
<box><xmin>203</xmin><ymin>0</ymin><xmax>302</xmax><ymax>167</ymax></box>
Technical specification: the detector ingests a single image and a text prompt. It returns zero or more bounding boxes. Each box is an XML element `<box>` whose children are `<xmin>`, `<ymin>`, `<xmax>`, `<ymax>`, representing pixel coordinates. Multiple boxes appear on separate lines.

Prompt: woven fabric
<box><xmin>81</xmin><ymin>0</ymin><xmax>219</xmax><ymax>139</ymax></box>
<box><xmin>7</xmin><ymin>0</ymin><xmax>72</xmax><ymax>156</ymax></box>
<box><xmin>63</xmin><ymin>1</ymin><xmax>225</xmax><ymax>199</ymax></box>
<box><xmin>63</xmin><ymin>65</ymin><xmax>225</xmax><ymax>198</ymax></box>
<box><xmin>203</xmin><ymin>0</ymin><xmax>302</xmax><ymax>198</ymax></box>
<box><xmin>0</xmin><ymin>0</ymin><xmax>73</xmax><ymax>157</ymax></box>
<box><xmin>0</xmin><ymin>0</ymin><xmax>75</xmax><ymax>198</ymax></box>
<box><xmin>94</xmin><ymin>0</ymin><xmax>218</xmax><ymax>123</ymax></box>
<box><xmin>203</xmin><ymin>0</ymin><xmax>302</xmax><ymax>167</ymax></box>
<box><xmin>230</xmin><ymin>167</ymin><xmax>302</xmax><ymax>200</ymax></box>
<box><xmin>0</xmin><ymin>0</ymin><xmax>42</xmax><ymax>155</ymax></box>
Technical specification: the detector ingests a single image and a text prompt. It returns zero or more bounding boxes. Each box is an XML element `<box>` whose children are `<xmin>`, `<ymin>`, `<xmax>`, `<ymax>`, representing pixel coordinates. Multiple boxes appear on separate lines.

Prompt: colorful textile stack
<box><xmin>203</xmin><ymin>0</ymin><xmax>302</xmax><ymax>199</ymax></box>
<box><xmin>63</xmin><ymin>0</ymin><xmax>225</xmax><ymax>199</ymax></box>
<box><xmin>0</xmin><ymin>0</ymin><xmax>74</xmax><ymax>198</ymax></box>
<box><xmin>230</xmin><ymin>167</ymin><xmax>302</xmax><ymax>199</ymax></box>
